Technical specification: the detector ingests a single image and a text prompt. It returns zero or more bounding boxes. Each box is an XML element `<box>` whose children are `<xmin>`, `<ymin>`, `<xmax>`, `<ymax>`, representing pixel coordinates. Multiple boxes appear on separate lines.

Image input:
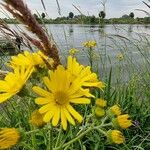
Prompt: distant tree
<box><xmin>41</xmin><ymin>12</ymin><xmax>46</xmax><ymax>19</ymax></box>
<box><xmin>69</xmin><ymin>12</ymin><xmax>74</xmax><ymax>19</ymax></box>
<box><xmin>122</xmin><ymin>14</ymin><xmax>129</xmax><ymax>19</ymax></box>
<box><xmin>143</xmin><ymin>17</ymin><xmax>150</xmax><ymax>24</ymax></box>
<box><xmin>99</xmin><ymin>11</ymin><xmax>106</xmax><ymax>19</ymax></box>
<box><xmin>129</xmin><ymin>12</ymin><xmax>134</xmax><ymax>19</ymax></box>
<box><xmin>90</xmin><ymin>15</ymin><xmax>96</xmax><ymax>24</ymax></box>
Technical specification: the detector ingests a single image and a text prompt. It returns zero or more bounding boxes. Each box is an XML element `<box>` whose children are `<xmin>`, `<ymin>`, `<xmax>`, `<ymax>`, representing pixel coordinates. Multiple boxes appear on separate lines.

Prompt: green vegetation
<box><xmin>1</xmin><ymin>35</ymin><xmax>150</xmax><ymax>149</ymax></box>
<box><xmin>0</xmin><ymin>41</ymin><xmax>16</xmax><ymax>55</ymax></box>
<box><xmin>1</xmin><ymin>14</ymin><xmax>150</xmax><ymax>24</ymax></box>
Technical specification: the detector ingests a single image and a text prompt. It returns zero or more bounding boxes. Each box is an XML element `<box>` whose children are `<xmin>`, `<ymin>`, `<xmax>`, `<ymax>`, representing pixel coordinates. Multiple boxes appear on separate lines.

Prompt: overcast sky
<box><xmin>0</xmin><ymin>0</ymin><xmax>149</xmax><ymax>18</ymax></box>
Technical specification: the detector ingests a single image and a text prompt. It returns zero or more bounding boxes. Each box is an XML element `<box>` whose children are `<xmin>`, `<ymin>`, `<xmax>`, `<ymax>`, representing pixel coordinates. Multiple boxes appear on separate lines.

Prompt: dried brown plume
<box><xmin>1</xmin><ymin>0</ymin><xmax>60</xmax><ymax>68</ymax></box>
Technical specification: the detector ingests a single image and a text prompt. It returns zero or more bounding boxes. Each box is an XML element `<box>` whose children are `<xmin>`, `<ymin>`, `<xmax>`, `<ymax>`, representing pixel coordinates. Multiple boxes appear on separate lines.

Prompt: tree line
<box><xmin>1</xmin><ymin>11</ymin><xmax>150</xmax><ymax>24</ymax></box>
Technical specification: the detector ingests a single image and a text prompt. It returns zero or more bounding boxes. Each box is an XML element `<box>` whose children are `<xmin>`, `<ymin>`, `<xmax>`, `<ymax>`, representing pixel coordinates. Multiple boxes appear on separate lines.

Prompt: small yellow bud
<box><xmin>112</xmin><ymin>114</ymin><xmax>132</xmax><ymax>129</ymax></box>
<box><xmin>69</xmin><ymin>48</ymin><xmax>79</xmax><ymax>55</ymax></box>
<box><xmin>95</xmin><ymin>107</ymin><xmax>105</xmax><ymax>117</ymax></box>
<box><xmin>0</xmin><ymin>128</ymin><xmax>20</xmax><ymax>149</ymax></box>
<box><xmin>96</xmin><ymin>98</ymin><xmax>107</xmax><ymax>108</ymax></box>
<box><xmin>107</xmin><ymin>130</ymin><xmax>125</xmax><ymax>144</ymax></box>
<box><xmin>108</xmin><ymin>105</ymin><xmax>121</xmax><ymax>117</ymax></box>
<box><xmin>116</xmin><ymin>53</ymin><xmax>124</xmax><ymax>61</ymax></box>
<box><xmin>30</xmin><ymin>110</ymin><xmax>46</xmax><ymax>127</ymax></box>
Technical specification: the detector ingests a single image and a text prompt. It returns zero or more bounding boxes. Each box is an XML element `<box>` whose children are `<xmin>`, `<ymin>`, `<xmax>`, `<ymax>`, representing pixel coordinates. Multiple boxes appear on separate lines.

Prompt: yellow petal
<box><xmin>63</xmin><ymin>107</ymin><xmax>75</xmax><ymax>125</ymax></box>
<box><xmin>39</xmin><ymin>104</ymin><xmax>55</xmax><ymax>114</ymax></box>
<box><xmin>33</xmin><ymin>86</ymin><xmax>51</xmax><ymax>97</ymax></box>
<box><xmin>82</xmin><ymin>82</ymin><xmax>100</xmax><ymax>87</ymax></box>
<box><xmin>0</xmin><ymin>81</ymin><xmax>9</xmax><ymax>92</ymax></box>
<box><xmin>52</xmin><ymin>107</ymin><xmax>60</xmax><ymax>126</ymax></box>
<box><xmin>67</xmin><ymin>56</ymin><xmax>72</xmax><ymax>72</ymax></box>
<box><xmin>70</xmin><ymin>98</ymin><xmax>90</xmax><ymax>104</ymax></box>
<box><xmin>0</xmin><ymin>93</ymin><xmax>13</xmax><ymax>103</ymax></box>
<box><xmin>23</xmin><ymin>66</ymin><xmax>34</xmax><ymax>81</ymax></box>
<box><xmin>43</xmin><ymin>111</ymin><xmax>54</xmax><ymax>122</ymax></box>
<box><xmin>35</xmin><ymin>97</ymin><xmax>52</xmax><ymax>105</ymax></box>
<box><xmin>81</xmin><ymin>73</ymin><xmax>97</xmax><ymax>81</ymax></box>
<box><xmin>60</xmin><ymin>107</ymin><xmax>67</xmax><ymax>130</ymax></box>
<box><xmin>66</xmin><ymin>105</ymin><xmax>83</xmax><ymax>123</ymax></box>
<box><xmin>43</xmin><ymin>77</ymin><xmax>54</xmax><ymax>92</ymax></box>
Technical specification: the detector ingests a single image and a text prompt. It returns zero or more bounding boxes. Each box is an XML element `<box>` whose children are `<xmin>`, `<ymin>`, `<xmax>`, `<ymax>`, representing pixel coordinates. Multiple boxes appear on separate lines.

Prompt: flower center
<box><xmin>54</xmin><ymin>91</ymin><xmax>69</xmax><ymax>105</ymax></box>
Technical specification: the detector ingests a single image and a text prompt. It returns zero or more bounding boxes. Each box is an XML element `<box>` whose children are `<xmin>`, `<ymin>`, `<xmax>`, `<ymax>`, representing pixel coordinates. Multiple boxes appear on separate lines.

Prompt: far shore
<box><xmin>1</xmin><ymin>16</ymin><xmax>150</xmax><ymax>25</ymax></box>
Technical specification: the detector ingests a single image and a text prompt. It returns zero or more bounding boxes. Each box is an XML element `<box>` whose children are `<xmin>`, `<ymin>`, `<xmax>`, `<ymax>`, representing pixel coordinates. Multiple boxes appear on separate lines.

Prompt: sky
<box><xmin>0</xmin><ymin>0</ymin><xmax>149</xmax><ymax>19</ymax></box>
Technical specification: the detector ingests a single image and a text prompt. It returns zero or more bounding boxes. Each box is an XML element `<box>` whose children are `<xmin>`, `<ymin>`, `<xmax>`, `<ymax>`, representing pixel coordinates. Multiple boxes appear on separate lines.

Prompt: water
<box><xmin>1</xmin><ymin>24</ymin><xmax>150</xmax><ymax>81</ymax></box>
<box><xmin>6</xmin><ymin>24</ymin><xmax>150</xmax><ymax>54</ymax></box>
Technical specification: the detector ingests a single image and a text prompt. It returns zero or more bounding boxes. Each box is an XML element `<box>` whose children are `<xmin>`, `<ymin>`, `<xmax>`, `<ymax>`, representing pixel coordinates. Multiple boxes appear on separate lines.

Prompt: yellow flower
<box><xmin>69</xmin><ymin>48</ymin><xmax>79</xmax><ymax>55</ymax></box>
<box><xmin>83</xmin><ymin>40</ymin><xmax>97</xmax><ymax>48</ymax></box>
<box><xmin>7</xmin><ymin>50</ymin><xmax>53</xmax><ymax>69</ymax></box>
<box><xmin>38</xmin><ymin>51</ymin><xmax>54</xmax><ymax>68</ymax></box>
<box><xmin>108</xmin><ymin>105</ymin><xmax>121</xmax><ymax>116</ymax></box>
<box><xmin>107</xmin><ymin>130</ymin><xmax>125</xmax><ymax>144</ymax></box>
<box><xmin>95</xmin><ymin>98</ymin><xmax>107</xmax><ymax>107</ymax></box>
<box><xmin>33</xmin><ymin>66</ymin><xmax>93</xmax><ymax>130</ymax></box>
<box><xmin>116</xmin><ymin>53</ymin><xmax>124</xmax><ymax>61</ymax></box>
<box><xmin>0</xmin><ymin>66</ymin><xmax>33</xmax><ymax>103</ymax></box>
<box><xmin>30</xmin><ymin>110</ymin><xmax>46</xmax><ymax>127</ymax></box>
<box><xmin>95</xmin><ymin>107</ymin><xmax>105</xmax><ymax>117</ymax></box>
<box><xmin>67</xmin><ymin>56</ymin><xmax>84</xmax><ymax>81</ymax></box>
<box><xmin>0</xmin><ymin>128</ymin><xmax>20</xmax><ymax>149</ymax></box>
<box><xmin>67</xmin><ymin>56</ymin><xmax>105</xmax><ymax>90</ymax></box>
<box><xmin>113</xmin><ymin>114</ymin><xmax>132</xmax><ymax>129</ymax></box>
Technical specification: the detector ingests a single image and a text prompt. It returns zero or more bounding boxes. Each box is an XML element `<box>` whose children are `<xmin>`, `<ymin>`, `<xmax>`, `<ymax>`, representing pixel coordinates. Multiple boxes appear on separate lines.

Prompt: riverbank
<box><xmin>2</xmin><ymin>16</ymin><xmax>150</xmax><ymax>24</ymax></box>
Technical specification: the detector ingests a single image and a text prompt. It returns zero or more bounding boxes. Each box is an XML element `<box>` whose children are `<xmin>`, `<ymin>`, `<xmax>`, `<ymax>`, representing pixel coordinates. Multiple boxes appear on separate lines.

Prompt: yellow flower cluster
<box><xmin>33</xmin><ymin>56</ymin><xmax>105</xmax><ymax>130</ymax></box>
<box><xmin>0</xmin><ymin>46</ymin><xmax>132</xmax><ymax>148</ymax></box>
<box><xmin>106</xmin><ymin>105</ymin><xmax>132</xmax><ymax>144</ymax></box>
<box><xmin>8</xmin><ymin>50</ymin><xmax>54</xmax><ymax>69</ymax></box>
<box><xmin>83</xmin><ymin>40</ymin><xmax>97</xmax><ymax>48</ymax></box>
<box><xmin>0</xmin><ymin>128</ymin><xmax>20</xmax><ymax>149</ymax></box>
<box><xmin>108</xmin><ymin>105</ymin><xmax>132</xmax><ymax>129</ymax></box>
<box><xmin>69</xmin><ymin>48</ymin><xmax>79</xmax><ymax>55</ymax></box>
<box><xmin>94</xmin><ymin>102</ymin><xmax>132</xmax><ymax>144</ymax></box>
<box><xmin>0</xmin><ymin>50</ymin><xmax>54</xmax><ymax>104</ymax></box>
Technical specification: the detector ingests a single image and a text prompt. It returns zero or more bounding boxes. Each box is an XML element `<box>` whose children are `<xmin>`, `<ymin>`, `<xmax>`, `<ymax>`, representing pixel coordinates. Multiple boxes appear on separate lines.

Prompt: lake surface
<box><xmin>1</xmin><ymin>24</ymin><xmax>150</xmax><ymax>80</ymax></box>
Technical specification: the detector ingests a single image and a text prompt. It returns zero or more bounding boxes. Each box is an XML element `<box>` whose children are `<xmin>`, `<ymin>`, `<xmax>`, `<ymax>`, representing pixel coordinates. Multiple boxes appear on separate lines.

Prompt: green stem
<box><xmin>47</xmin><ymin>124</ymin><xmax>53</xmax><ymax>150</ymax></box>
<box><xmin>95</xmin><ymin>128</ymin><xmax>107</xmax><ymax>136</ymax></box>
<box><xmin>53</xmin><ymin>120</ymin><xmax>111</xmax><ymax>150</ymax></box>
<box><xmin>54</xmin><ymin>126</ymin><xmax>94</xmax><ymax>150</ymax></box>
<box><xmin>101</xmin><ymin>116</ymin><xmax>108</xmax><ymax>126</ymax></box>
<box><xmin>54</xmin><ymin>127</ymin><xmax>62</xmax><ymax>148</ymax></box>
<box><xmin>31</xmin><ymin>127</ymin><xmax>37</xmax><ymax>149</ymax></box>
<box><xmin>89</xmin><ymin>47</ymin><xmax>93</xmax><ymax>69</ymax></box>
<box><xmin>100</xmin><ymin>122</ymin><xmax>112</xmax><ymax>128</ymax></box>
<box><xmin>26</xmin><ymin>129</ymin><xmax>40</xmax><ymax>135</ymax></box>
<box><xmin>20</xmin><ymin>142</ymin><xmax>35</xmax><ymax>150</ymax></box>
<box><xmin>25</xmin><ymin>125</ymin><xmax>52</xmax><ymax>135</ymax></box>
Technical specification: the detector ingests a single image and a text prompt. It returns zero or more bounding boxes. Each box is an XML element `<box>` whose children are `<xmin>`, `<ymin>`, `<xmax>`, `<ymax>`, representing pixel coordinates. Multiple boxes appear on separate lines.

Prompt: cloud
<box><xmin>0</xmin><ymin>0</ymin><xmax>149</xmax><ymax>18</ymax></box>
